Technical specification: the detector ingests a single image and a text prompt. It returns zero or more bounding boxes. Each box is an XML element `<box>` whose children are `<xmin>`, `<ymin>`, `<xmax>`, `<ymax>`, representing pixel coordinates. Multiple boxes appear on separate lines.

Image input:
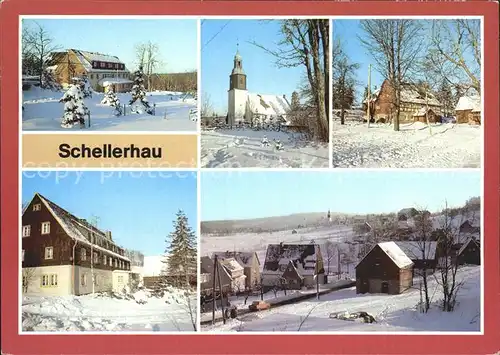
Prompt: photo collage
<box><xmin>20</xmin><ymin>16</ymin><xmax>483</xmax><ymax>334</ymax></box>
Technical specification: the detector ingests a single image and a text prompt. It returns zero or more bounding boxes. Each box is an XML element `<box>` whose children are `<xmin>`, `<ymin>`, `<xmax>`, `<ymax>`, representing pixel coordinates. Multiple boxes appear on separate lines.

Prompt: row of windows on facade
<box><xmin>22</xmin><ymin>247</ymin><xmax>130</xmax><ymax>269</ymax></box>
<box><xmin>88</xmin><ymin>72</ymin><xmax>130</xmax><ymax>81</ymax></box>
<box><xmin>22</xmin><ymin>273</ymin><xmax>125</xmax><ymax>289</ymax></box>
<box><xmin>91</xmin><ymin>61</ymin><xmax>125</xmax><ymax>70</ymax></box>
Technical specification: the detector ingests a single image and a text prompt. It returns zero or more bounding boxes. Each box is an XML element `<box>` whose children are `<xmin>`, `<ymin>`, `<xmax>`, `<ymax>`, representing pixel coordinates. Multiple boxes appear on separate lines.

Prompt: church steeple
<box><xmin>229</xmin><ymin>43</ymin><xmax>247</xmax><ymax>90</ymax></box>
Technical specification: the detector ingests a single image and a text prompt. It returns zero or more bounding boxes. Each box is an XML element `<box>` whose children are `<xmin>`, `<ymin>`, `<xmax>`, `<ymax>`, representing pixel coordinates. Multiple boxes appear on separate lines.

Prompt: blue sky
<box><xmin>22</xmin><ymin>171</ymin><xmax>197</xmax><ymax>256</ymax></box>
<box><xmin>201</xmin><ymin>20</ymin><xmax>307</xmax><ymax>114</ymax></box>
<box><xmin>201</xmin><ymin>171</ymin><xmax>481</xmax><ymax>221</ymax></box>
<box><xmin>22</xmin><ymin>18</ymin><xmax>197</xmax><ymax>73</ymax></box>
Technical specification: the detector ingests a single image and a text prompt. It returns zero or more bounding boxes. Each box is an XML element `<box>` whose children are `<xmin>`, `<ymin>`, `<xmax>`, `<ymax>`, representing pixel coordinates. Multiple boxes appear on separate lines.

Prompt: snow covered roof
<box><xmin>143</xmin><ymin>256</ymin><xmax>166</xmax><ymax>277</ymax></box>
<box><xmin>220</xmin><ymin>257</ymin><xmax>244</xmax><ymax>273</ymax></box>
<box><xmin>455</xmin><ymin>95</ymin><xmax>481</xmax><ymax>112</ymax></box>
<box><xmin>99</xmin><ymin>78</ymin><xmax>133</xmax><ymax>86</ymax></box>
<box><xmin>69</xmin><ymin>49</ymin><xmax>128</xmax><ymax>72</ymax></box>
<box><xmin>413</xmin><ymin>107</ymin><xmax>437</xmax><ymax>117</ymax></box>
<box><xmin>366</xmin><ymin>80</ymin><xmax>441</xmax><ymax>106</ymax></box>
<box><xmin>395</xmin><ymin>241</ymin><xmax>438</xmax><ymax>260</ymax></box>
<box><xmin>378</xmin><ymin>242</ymin><xmax>414</xmax><ymax>268</ymax></box>
<box><xmin>29</xmin><ymin>193</ymin><xmax>130</xmax><ymax>262</ymax></box>
<box><xmin>263</xmin><ymin>243</ymin><xmax>322</xmax><ymax>276</ymax></box>
<box><xmin>247</xmin><ymin>93</ymin><xmax>290</xmax><ymax>117</ymax></box>
<box><xmin>211</xmin><ymin>251</ymin><xmax>260</xmax><ymax>268</ymax></box>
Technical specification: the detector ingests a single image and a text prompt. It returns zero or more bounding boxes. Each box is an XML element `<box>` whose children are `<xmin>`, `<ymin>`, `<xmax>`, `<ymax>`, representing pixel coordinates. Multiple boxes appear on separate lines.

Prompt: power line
<box><xmin>202</xmin><ymin>21</ymin><xmax>230</xmax><ymax>51</ymax></box>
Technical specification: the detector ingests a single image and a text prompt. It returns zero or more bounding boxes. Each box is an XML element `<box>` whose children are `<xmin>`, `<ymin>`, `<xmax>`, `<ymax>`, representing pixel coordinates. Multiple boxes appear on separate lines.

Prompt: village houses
<box><xmin>22</xmin><ymin>193</ymin><xmax>131</xmax><ymax>296</ymax></box>
<box><xmin>45</xmin><ymin>49</ymin><xmax>132</xmax><ymax>92</ymax></box>
<box><xmin>212</xmin><ymin>251</ymin><xmax>261</xmax><ymax>290</ymax></box>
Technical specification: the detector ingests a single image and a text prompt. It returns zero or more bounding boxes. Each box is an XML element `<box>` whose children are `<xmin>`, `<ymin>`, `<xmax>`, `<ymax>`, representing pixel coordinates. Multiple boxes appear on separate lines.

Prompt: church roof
<box><xmin>247</xmin><ymin>93</ymin><xmax>290</xmax><ymax>117</ymax></box>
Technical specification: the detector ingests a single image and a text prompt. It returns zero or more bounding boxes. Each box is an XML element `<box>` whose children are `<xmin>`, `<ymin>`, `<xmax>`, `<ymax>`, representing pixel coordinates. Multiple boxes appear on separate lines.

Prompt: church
<box><xmin>227</xmin><ymin>48</ymin><xmax>291</xmax><ymax>126</ymax></box>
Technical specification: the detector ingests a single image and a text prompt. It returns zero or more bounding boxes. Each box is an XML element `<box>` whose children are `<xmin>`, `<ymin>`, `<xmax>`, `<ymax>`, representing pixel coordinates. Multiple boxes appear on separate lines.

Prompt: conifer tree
<box><xmin>59</xmin><ymin>81</ymin><xmax>88</xmax><ymax>128</ymax></box>
<box><xmin>129</xmin><ymin>65</ymin><xmax>153</xmax><ymax>114</ymax></box>
<box><xmin>101</xmin><ymin>87</ymin><xmax>123</xmax><ymax>116</ymax></box>
<box><xmin>162</xmin><ymin>210</ymin><xmax>197</xmax><ymax>289</ymax></box>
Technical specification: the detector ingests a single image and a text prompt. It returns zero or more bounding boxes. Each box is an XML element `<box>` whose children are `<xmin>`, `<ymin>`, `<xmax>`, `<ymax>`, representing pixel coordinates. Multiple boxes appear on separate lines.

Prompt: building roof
<box><xmin>395</xmin><ymin>241</ymin><xmax>438</xmax><ymax>260</ymax></box>
<box><xmin>69</xmin><ymin>49</ymin><xmax>128</xmax><ymax>73</ymax></box>
<box><xmin>220</xmin><ymin>257</ymin><xmax>244</xmax><ymax>273</ymax></box>
<box><xmin>455</xmin><ymin>95</ymin><xmax>481</xmax><ymax>112</ymax></box>
<box><xmin>99</xmin><ymin>78</ymin><xmax>133</xmax><ymax>86</ymax></box>
<box><xmin>247</xmin><ymin>93</ymin><xmax>291</xmax><ymax>118</ymax></box>
<box><xmin>413</xmin><ymin>107</ymin><xmax>437</xmax><ymax>117</ymax></box>
<box><xmin>357</xmin><ymin>242</ymin><xmax>413</xmax><ymax>269</ymax></box>
<box><xmin>211</xmin><ymin>251</ymin><xmax>260</xmax><ymax>268</ymax></box>
<box><xmin>28</xmin><ymin>193</ymin><xmax>130</xmax><ymax>261</ymax></box>
<box><xmin>263</xmin><ymin>243</ymin><xmax>322</xmax><ymax>276</ymax></box>
<box><xmin>366</xmin><ymin>80</ymin><xmax>441</xmax><ymax>106</ymax></box>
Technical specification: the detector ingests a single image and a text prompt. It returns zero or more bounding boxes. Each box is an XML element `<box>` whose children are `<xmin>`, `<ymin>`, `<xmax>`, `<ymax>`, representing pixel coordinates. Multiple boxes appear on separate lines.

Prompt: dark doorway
<box><xmin>358</xmin><ymin>279</ymin><xmax>369</xmax><ymax>294</ymax></box>
<box><xmin>381</xmin><ymin>281</ymin><xmax>389</xmax><ymax>294</ymax></box>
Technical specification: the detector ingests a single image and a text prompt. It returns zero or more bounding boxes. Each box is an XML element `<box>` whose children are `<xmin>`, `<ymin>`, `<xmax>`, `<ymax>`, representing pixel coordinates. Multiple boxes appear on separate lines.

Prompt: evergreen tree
<box><xmin>162</xmin><ymin>210</ymin><xmax>197</xmax><ymax>289</ymax></box>
<box><xmin>129</xmin><ymin>66</ymin><xmax>153</xmax><ymax>115</ymax></box>
<box><xmin>101</xmin><ymin>88</ymin><xmax>123</xmax><ymax>116</ymax></box>
<box><xmin>79</xmin><ymin>77</ymin><xmax>93</xmax><ymax>98</ymax></box>
<box><xmin>40</xmin><ymin>70</ymin><xmax>61</xmax><ymax>91</ymax></box>
<box><xmin>290</xmin><ymin>91</ymin><xmax>300</xmax><ymax>111</ymax></box>
<box><xmin>59</xmin><ymin>82</ymin><xmax>88</xmax><ymax>128</ymax></box>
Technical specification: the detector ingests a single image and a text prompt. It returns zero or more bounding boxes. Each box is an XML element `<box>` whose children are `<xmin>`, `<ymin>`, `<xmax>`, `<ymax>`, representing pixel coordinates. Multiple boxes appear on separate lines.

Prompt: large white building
<box><xmin>227</xmin><ymin>48</ymin><xmax>291</xmax><ymax>126</ymax></box>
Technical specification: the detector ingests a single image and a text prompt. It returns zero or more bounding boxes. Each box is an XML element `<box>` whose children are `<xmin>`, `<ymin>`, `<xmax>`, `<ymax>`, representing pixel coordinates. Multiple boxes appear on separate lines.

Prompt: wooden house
<box><xmin>199</xmin><ymin>256</ymin><xmax>232</xmax><ymax>295</ymax></box>
<box><xmin>355</xmin><ymin>241</ymin><xmax>413</xmax><ymax>295</ymax></box>
<box><xmin>220</xmin><ymin>258</ymin><xmax>247</xmax><ymax>293</ymax></box>
<box><xmin>46</xmin><ymin>49</ymin><xmax>131</xmax><ymax>92</ymax></box>
<box><xmin>455</xmin><ymin>95</ymin><xmax>481</xmax><ymax>124</ymax></box>
<box><xmin>212</xmin><ymin>251</ymin><xmax>261</xmax><ymax>290</ymax></box>
<box><xmin>262</xmin><ymin>243</ymin><xmax>325</xmax><ymax>291</ymax></box>
<box><xmin>456</xmin><ymin>239</ymin><xmax>480</xmax><ymax>265</ymax></box>
<box><xmin>22</xmin><ymin>193</ymin><xmax>131</xmax><ymax>296</ymax></box>
<box><xmin>364</xmin><ymin>79</ymin><xmax>442</xmax><ymax>123</ymax></box>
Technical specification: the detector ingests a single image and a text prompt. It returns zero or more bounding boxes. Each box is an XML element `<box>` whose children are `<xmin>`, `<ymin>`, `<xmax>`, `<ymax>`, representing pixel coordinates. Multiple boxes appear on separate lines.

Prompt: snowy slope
<box><xmin>332</xmin><ymin>121</ymin><xmax>481</xmax><ymax>168</ymax></box>
<box><xmin>201</xmin><ymin>129</ymin><xmax>328</xmax><ymax>168</ymax></box>
<box><xmin>22</xmin><ymin>88</ymin><xmax>197</xmax><ymax>131</ymax></box>
<box><xmin>22</xmin><ymin>288</ymin><xmax>196</xmax><ymax>332</ymax></box>
<box><xmin>203</xmin><ymin>266</ymin><xmax>480</xmax><ymax>332</ymax></box>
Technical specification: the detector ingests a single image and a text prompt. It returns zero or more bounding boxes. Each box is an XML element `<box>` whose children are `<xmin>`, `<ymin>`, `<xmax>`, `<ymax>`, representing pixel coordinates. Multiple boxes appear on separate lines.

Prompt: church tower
<box><xmin>227</xmin><ymin>46</ymin><xmax>248</xmax><ymax>126</ymax></box>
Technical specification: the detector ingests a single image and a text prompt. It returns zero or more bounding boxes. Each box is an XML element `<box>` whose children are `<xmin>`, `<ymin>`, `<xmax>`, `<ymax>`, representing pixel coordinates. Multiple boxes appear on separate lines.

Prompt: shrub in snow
<box><xmin>78</xmin><ymin>77</ymin><xmax>93</xmax><ymax>98</ymax></box>
<box><xmin>133</xmin><ymin>290</ymin><xmax>149</xmax><ymax>304</ymax></box>
<box><xmin>261</xmin><ymin>136</ymin><xmax>270</xmax><ymax>147</ymax></box>
<box><xmin>101</xmin><ymin>88</ymin><xmax>123</xmax><ymax>116</ymax></box>
<box><xmin>59</xmin><ymin>84</ymin><xmax>88</xmax><ymax>128</ymax></box>
<box><xmin>129</xmin><ymin>66</ymin><xmax>153</xmax><ymax>115</ymax></box>
<box><xmin>273</xmin><ymin>139</ymin><xmax>284</xmax><ymax>151</ymax></box>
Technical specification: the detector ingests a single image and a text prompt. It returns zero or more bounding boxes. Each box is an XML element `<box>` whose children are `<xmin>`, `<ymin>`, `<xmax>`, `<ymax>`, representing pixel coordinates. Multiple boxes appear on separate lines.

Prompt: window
<box><xmin>93</xmin><ymin>252</ymin><xmax>99</xmax><ymax>264</ymax></box>
<box><xmin>50</xmin><ymin>274</ymin><xmax>58</xmax><ymax>286</ymax></box>
<box><xmin>41</xmin><ymin>274</ymin><xmax>49</xmax><ymax>286</ymax></box>
<box><xmin>103</xmin><ymin>255</ymin><xmax>107</xmax><ymax>265</ymax></box>
<box><xmin>114</xmin><ymin>259</ymin><xmax>118</xmax><ymax>268</ymax></box>
<box><xmin>22</xmin><ymin>225</ymin><xmax>31</xmax><ymax>237</ymax></box>
<box><xmin>22</xmin><ymin>249</ymin><xmax>25</xmax><ymax>262</ymax></box>
<box><xmin>81</xmin><ymin>273</ymin><xmax>87</xmax><ymax>286</ymax></box>
<box><xmin>80</xmin><ymin>248</ymin><xmax>86</xmax><ymax>261</ymax></box>
<box><xmin>41</xmin><ymin>222</ymin><xmax>50</xmax><ymax>235</ymax></box>
<box><xmin>117</xmin><ymin>275</ymin><xmax>123</xmax><ymax>283</ymax></box>
<box><xmin>109</xmin><ymin>257</ymin><xmax>112</xmax><ymax>266</ymax></box>
<box><xmin>33</xmin><ymin>203</ymin><xmax>41</xmax><ymax>211</ymax></box>
<box><xmin>44</xmin><ymin>247</ymin><xmax>53</xmax><ymax>260</ymax></box>
<box><xmin>100</xmin><ymin>62</ymin><xmax>105</xmax><ymax>68</ymax></box>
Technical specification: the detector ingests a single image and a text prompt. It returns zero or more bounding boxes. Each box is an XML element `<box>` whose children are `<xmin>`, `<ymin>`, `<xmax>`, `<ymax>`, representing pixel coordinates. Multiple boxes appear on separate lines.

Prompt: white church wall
<box><xmin>228</xmin><ymin>88</ymin><xmax>247</xmax><ymax>125</ymax></box>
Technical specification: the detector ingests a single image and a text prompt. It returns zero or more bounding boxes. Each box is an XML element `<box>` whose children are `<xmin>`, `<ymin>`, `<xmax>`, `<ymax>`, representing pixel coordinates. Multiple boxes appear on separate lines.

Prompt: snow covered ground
<box><xmin>201</xmin><ymin>129</ymin><xmax>329</xmax><ymax>168</ymax></box>
<box><xmin>203</xmin><ymin>266</ymin><xmax>481</xmax><ymax>332</ymax></box>
<box><xmin>22</xmin><ymin>87</ymin><xmax>197</xmax><ymax>131</ymax></box>
<box><xmin>331</xmin><ymin>121</ymin><xmax>481</xmax><ymax>168</ymax></box>
<box><xmin>22</xmin><ymin>288</ymin><xmax>197</xmax><ymax>332</ymax></box>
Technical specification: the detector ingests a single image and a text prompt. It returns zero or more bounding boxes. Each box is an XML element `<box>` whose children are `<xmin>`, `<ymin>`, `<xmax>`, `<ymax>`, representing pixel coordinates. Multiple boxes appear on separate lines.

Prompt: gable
<box><xmin>263</xmin><ymin>243</ymin><xmax>321</xmax><ymax>275</ymax></box>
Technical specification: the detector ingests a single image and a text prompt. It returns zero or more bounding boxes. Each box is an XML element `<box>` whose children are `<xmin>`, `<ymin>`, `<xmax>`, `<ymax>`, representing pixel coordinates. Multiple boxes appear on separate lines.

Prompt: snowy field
<box><xmin>22</xmin><ymin>288</ymin><xmax>197</xmax><ymax>332</ymax></box>
<box><xmin>331</xmin><ymin>121</ymin><xmax>481</xmax><ymax>168</ymax></box>
<box><xmin>201</xmin><ymin>129</ymin><xmax>329</xmax><ymax>168</ymax></box>
<box><xmin>203</xmin><ymin>266</ymin><xmax>480</xmax><ymax>332</ymax></box>
<box><xmin>22</xmin><ymin>88</ymin><xmax>197</xmax><ymax>131</ymax></box>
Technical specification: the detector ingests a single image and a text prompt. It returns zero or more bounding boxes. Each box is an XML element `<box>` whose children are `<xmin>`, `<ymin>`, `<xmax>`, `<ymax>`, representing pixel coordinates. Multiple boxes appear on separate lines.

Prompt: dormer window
<box><xmin>33</xmin><ymin>203</ymin><xmax>41</xmax><ymax>211</ymax></box>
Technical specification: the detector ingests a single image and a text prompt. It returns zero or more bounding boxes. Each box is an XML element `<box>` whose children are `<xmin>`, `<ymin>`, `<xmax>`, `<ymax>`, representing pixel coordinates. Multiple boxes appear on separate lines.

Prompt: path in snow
<box><xmin>331</xmin><ymin>122</ymin><xmax>481</xmax><ymax>168</ymax></box>
<box><xmin>203</xmin><ymin>266</ymin><xmax>480</xmax><ymax>332</ymax></box>
<box><xmin>201</xmin><ymin>129</ymin><xmax>329</xmax><ymax>168</ymax></box>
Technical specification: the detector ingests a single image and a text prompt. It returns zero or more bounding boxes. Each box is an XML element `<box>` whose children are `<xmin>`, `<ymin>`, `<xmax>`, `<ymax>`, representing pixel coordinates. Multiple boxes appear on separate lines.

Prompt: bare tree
<box><xmin>358</xmin><ymin>20</ymin><xmax>425</xmax><ymax>131</ymax></box>
<box><xmin>434</xmin><ymin>201</ymin><xmax>478</xmax><ymax>312</ymax></box>
<box><xmin>324</xmin><ymin>241</ymin><xmax>336</xmax><ymax>275</ymax></box>
<box><xmin>250</xmin><ymin>20</ymin><xmax>329</xmax><ymax>142</ymax></box>
<box><xmin>135</xmin><ymin>42</ymin><xmax>161</xmax><ymax>90</ymax></box>
<box><xmin>201</xmin><ymin>92</ymin><xmax>213</xmax><ymax>117</ymax></box>
<box><xmin>22</xmin><ymin>268</ymin><xmax>37</xmax><ymax>293</ymax></box>
<box><xmin>427</xmin><ymin>19</ymin><xmax>481</xmax><ymax>95</ymax></box>
<box><xmin>23</xmin><ymin>21</ymin><xmax>61</xmax><ymax>86</ymax></box>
